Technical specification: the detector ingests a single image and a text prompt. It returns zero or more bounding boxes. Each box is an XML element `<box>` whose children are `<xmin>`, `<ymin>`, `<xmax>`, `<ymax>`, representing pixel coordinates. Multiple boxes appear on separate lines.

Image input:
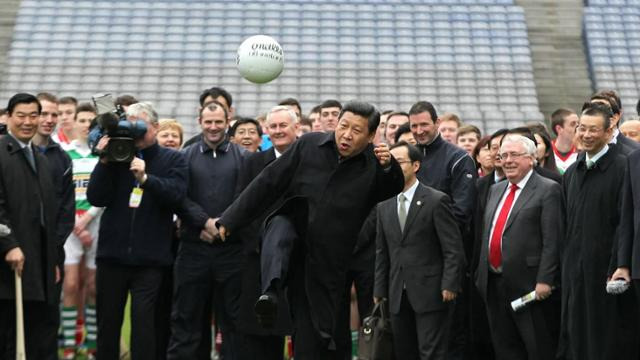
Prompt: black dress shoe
<box><xmin>254</xmin><ymin>292</ymin><xmax>278</xmax><ymax>328</ymax></box>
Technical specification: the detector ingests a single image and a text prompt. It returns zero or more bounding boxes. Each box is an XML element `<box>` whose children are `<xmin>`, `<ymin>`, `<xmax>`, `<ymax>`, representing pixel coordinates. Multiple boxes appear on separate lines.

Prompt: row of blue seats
<box><xmin>23</xmin><ymin>0</ymin><xmax>516</xmax><ymax>7</ymax></box>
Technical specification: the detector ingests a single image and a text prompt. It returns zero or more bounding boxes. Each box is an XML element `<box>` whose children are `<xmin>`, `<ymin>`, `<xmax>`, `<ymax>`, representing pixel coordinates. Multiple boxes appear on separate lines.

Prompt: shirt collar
<box><xmin>494</xmin><ymin>170</ymin><xmax>505</xmax><ymax>184</ymax></box>
<box><xmin>609</xmin><ymin>129</ymin><xmax>619</xmax><ymax>144</ymax></box>
<box><xmin>200</xmin><ymin>136</ymin><xmax>231</xmax><ymax>154</ymax></box>
<box><xmin>399</xmin><ymin>178</ymin><xmax>419</xmax><ymax>203</ymax></box>
<box><xmin>511</xmin><ymin>168</ymin><xmax>534</xmax><ymax>189</ymax></box>
<box><xmin>274</xmin><ymin>148</ymin><xmax>283</xmax><ymax>158</ymax></box>
<box><xmin>585</xmin><ymin>144</ymin><xmax>609</xmax><ymax>164</ymax></box>
<box><xmin>419</xmin><ymin>133</ymin><xmax>443</xmax><ymax>150</ymax></box>
<box><xmin>7</xmin><ymin>131</ymin><xmax>30</xmax><ymax>148</ymax></box>
<box><xmin>70</xmin><ymin>139</ymin><xmax>92</xmax><ymax>155</ymax></box>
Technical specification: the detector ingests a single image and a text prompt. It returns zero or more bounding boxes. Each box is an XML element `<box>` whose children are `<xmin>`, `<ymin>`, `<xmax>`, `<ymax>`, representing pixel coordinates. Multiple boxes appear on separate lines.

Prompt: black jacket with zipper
<box><xmin>87</xmin><ymin>143</ymin><xmax>188</xmax><ymax>266</ymax></box>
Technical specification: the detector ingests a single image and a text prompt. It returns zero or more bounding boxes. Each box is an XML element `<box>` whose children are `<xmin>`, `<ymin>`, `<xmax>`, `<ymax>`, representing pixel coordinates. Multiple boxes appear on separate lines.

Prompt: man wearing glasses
<box><xmin>476</xmin><ymin>134</ymin><xmax>562</xmax><ymax>360</ymax></box>
<box><xmin>559</xmin><ymin>103</ymin><xmax>637</xmax><ymax>360</ymax></box>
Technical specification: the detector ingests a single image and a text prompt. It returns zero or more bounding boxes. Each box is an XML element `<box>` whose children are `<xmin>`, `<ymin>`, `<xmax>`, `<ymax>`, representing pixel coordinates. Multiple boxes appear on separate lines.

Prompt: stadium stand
<box><xmin>0</xmin><ymin>0</ymin><xmax>543</xmax><ymax>137</ymax></box>
<box><xmin>584</xmin><ymin>0</ymin><xmax>640</xmax><ymax>116</ymax></box>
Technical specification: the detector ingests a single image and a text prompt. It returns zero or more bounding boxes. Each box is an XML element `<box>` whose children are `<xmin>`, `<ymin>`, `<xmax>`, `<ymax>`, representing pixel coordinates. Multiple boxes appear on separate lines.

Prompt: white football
<box><xmin>236</xmin><ymin>35</ymin><xmax>284</xmax><ymax>84</ymax></box>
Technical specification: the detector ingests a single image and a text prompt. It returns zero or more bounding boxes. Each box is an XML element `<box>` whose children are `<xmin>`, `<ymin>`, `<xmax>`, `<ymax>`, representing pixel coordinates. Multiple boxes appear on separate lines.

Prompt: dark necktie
<box><xmin>489</xmin><ymin>183</ymin><xmax>518</xmax><ymax>269</ymax></box>
<box><xmin>23</xmin><ymin>146</ymin><xmax>36</xmax><ymax>173</ymax></box>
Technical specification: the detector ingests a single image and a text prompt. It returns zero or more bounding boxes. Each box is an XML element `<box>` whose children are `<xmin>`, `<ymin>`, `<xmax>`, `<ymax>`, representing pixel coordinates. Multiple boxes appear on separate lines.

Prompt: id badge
<box><xmin>129</xmin><ymin>187</ymin><xmax>143</xmax><ymax>208</ymax></box>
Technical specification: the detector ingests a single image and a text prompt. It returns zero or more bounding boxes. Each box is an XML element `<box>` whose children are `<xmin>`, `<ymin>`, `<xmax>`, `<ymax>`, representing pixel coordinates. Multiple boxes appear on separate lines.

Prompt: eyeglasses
<box><xmin>396</xmin><ymin>160</ymin><xmax>413</xmax><ymax>164</ymax></box>
<box><xmin>498</xmin><ymin>152</ymin><xmax>529</xmax><ymax>160</ymax></box>
<box><xmin>577</xmin><ymin>126</ymin><xmax>604</xmax><ymax>135</ymax></box>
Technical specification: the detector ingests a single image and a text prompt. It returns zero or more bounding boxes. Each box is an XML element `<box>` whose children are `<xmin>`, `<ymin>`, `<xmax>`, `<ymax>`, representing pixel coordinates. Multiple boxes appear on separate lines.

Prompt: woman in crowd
<box><xmin>529</xmin><ymin>124</ymin><xmax>559</xmax><ymax>172</ymax></box>
<box><xmin>473</xmin><ymin>136</ymin><xmax>494</xmax><ymax>177</ymax></box>
<box><xmin>155</xmin><ymin>118</ymin><xmax>184</xmax><ymax>359</ymax></box>
<box><xmin>157</xmin><ymin>119</ymin><xmax>184</xmax><ymax>150</ymax></box>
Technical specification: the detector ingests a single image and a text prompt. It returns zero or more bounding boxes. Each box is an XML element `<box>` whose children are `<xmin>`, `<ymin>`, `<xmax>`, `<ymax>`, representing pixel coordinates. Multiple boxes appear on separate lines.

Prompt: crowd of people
<box><xmin>0</xmin><ymin>86</ymin><xmax>640</xmax><ymax>360</ymax></box>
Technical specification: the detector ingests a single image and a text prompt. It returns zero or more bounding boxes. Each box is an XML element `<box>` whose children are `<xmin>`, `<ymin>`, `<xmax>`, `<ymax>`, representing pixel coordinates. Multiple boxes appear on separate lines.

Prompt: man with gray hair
<box><xmin>87</xmin><ymin>101</ymin><xmax>188</xmax><ymax>360</ymax></box>
<box><xmin>475</xmin><ymin>134</ymin><xmax>563</xmax><ymax>360</ymax></box>
<box><xmin>126</xmin><ymin>101</ymin><xmax>158</xmax><ymax>124</ymax></box>
<box><xmin>235</xmin><ymin>105</ymin><xmax>298</xmax><ymax>359</ymax></box>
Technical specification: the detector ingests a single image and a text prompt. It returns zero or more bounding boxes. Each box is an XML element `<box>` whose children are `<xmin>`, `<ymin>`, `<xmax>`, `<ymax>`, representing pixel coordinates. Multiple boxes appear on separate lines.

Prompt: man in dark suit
<box><xmin>235</xmin><ymin>105</ymin><xmax>297</xmax><ymax>359</ymax></box>
<box><xmin>33</xmin><ymin>92</ymin><xmax>75</xmax><ymax>359</ymax></box>
<box><xmin>612</xmin><ymin>147</ymin><xmax>640</xmax><ymax>341</ymax></box>
<box><xmin>0</xmin><ymin>93</ymin><xmax>61</xmax><ymax>358</ymax></box>
<box><xmin>374</xmin><ymin>141</ymin><xmax>466</xmax><ymax>360</ymax></box>
<box><xmin>504</xmin><ymin>127</ymin><xmax>562</xmax><ymax>184</ymax></box>
<box><xmin>409</xmin><ymin>100</ymin><xmax>477</xmax><ymax>359</ymax></box>
<box><xmin>560</xmin><ymin>104</ymin><xmax>638</xmax><ymax>360</ymax></box>
<box><xmin>475</xmin><ymin>134</ymin><xmax>563</xmax><ymax>360</ymax></box>
<box><xmin>218</xmin><ymin>101</ymin><xmax>404</xmax><ymax>359</ymax></box>
<box><xmin>469</xmin><ymin>128</ymin><xmax>508</xmax><ymax>360</ymax></box>
<box><xmin>590</xmin><ymin>90</ymin><xmax>640</xmax><ymax>156</ymax></box>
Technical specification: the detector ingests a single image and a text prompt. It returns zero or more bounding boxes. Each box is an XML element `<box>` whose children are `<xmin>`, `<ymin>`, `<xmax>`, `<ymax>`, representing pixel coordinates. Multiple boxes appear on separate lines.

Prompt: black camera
<box><xmin>89</xmin><ymin>93</ymin><xmax>147</xmax><ymax>163</ymax></box>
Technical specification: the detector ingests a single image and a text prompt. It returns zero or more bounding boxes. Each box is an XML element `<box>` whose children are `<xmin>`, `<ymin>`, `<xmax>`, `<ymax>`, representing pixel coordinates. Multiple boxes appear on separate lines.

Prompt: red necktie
<box><xmin>489</xmin><ymin>183</ymin><xmax>518</xmax><ymax>269</ymax></box>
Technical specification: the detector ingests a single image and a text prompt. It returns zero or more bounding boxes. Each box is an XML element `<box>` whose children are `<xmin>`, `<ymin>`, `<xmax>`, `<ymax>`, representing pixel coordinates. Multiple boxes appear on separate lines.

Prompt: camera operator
<box><xmin>87</xmin><ymin>102</ymin><xmax>188</xmax><ymax>360</ymax></box>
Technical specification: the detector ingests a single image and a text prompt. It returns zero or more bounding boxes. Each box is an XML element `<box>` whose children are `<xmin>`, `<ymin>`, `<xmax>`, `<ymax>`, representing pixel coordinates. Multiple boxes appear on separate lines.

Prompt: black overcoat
<box><xmin>560</xmin><ymin>148</ymin><xmax>638</xmax><ymax>360</ymax></box>
<box><xmin>219</xmin><ymin>132</ymin><xmax>404</xmax><ymax>344</ymax></box>
<box><xmin>0</xmin><ymin>135</ymin><xmax>59</xmax><ymax>303</ymax></box>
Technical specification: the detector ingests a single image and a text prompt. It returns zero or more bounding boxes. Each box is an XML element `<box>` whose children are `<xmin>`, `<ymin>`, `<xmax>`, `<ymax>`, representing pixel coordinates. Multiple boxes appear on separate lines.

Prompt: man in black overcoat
<box><xmin>611</xmin><ymin>148</ymin><xmax>640</xmax><ymax>356</ymax></box>
<box><xmin>559</xmin><ymin>103</ymin><xmax>638</xmax><ymax>360</ymax></box>
<box><xmin>0</xmin><ymin>93</ymin><xmax>61</xmax><ymax>358</ymax></box>
<box><xmin>469</xmin><ymin>128</ymin><xmax>507</xmax><ymax>360</ymax></box>
<box><xmin>408</xmin><ymin>101</ymin><xmax>477</xmax><ymax>359</ymax></box>
<box><xmin>590</xmin><ymin>90</ymin><xmax>640</xmax><ymax>156</ymax></box>
<box><xmin>218</xmin><ymin>101</ymin><xmax>404</xmax><ymax>359</ymax></box>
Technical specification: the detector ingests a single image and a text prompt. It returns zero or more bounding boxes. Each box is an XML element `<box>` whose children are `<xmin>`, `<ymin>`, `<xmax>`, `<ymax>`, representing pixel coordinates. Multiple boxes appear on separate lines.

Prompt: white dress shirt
<box><xmin>488</xmin><ymin>169</ymin><xmax>534</xmax><ymax>270</ymax></box>
<box><xmin>585</xmin><ymin>144</ymin><xmax>609</xmax><ymax>165</ymax></box>
<box><xmin>609</xmin><ymin>129</ymin><xmax>619</xmax><ymax>145</ymax></box>
<box><xmin>8</xmin><ymin>131</ymin><xmax>30</xmax><ymax>149</ymax></box>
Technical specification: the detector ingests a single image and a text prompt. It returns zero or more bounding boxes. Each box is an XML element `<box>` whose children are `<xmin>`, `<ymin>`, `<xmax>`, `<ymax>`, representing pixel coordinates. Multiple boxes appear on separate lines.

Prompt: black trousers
<box><xmin>447</xmin><ymin>275</ymin><xmax>469</xmax><ymax>360</ymax></box>
<box><xmin>334</xmin><ymin>262</ymin><xmax>374</xmax><ymax>360</ymax></box>
<box><xmin>390</xmin><ymin>291</ymin><xmax>452</xmax><ymax>360</ymax></box>
<box><xmin>261</xmin><ymin>215</ymin><xmax>335</xmax><ymax>360</ymax></box>
<box><xmin>42</xmin><ymin>270</ymin><xmax>63</xmax><ymax>360</ymax></box>
<box><xmin>167</xmin><ymin>241</ymin><xmax>244</xmax><ymax>360</ymax></box>
<box><xmin>468</xmin><ymin>280</ymin><xmax>494</xmax><ymax>360</ymax></box>
<box><xmin>0</xmin><ymin>299</ymin><xmax>54</xmax><ymax>359</ymax></box>
<box><xmin>96</xmin><ymin>262</ymin><xmax>164</xmax><ymax>360</ymax></box>
<box><xmin>261</xmin><ymin>215</ymin><xmax>296</xmax><ymax>294</ymax></box>
<box><xmin>155</xmin><ymin>265</ymin><xmax>174</xmax><ymax>360</ymax></box>
<box><xmin>636</xmin><ymin>279</ymin><xmax>640</xmax><ymax>322</ymax></box>
<box><xmin>242</xmin><ymin>334</ymin><xmax>284</xmax><ymax>360</ymax></box>
<box><xmin>485</xmin><ymin>273</ymin><xmax>553</xmax><ymax>360</ymax></box>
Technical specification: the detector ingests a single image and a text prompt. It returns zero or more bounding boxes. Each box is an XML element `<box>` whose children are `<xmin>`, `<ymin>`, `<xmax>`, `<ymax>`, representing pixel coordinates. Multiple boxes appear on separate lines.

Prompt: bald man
<box><xmin>620</xmin><ymin>120</ymin><xmax>640</xmax><ymax>142</ymax></box>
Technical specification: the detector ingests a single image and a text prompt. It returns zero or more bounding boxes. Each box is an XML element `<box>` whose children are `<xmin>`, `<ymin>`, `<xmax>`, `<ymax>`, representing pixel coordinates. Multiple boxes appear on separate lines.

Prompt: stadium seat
<box><xmin>1</xmin><ymin>0</ymin><xmax>540</xmax><ymax>137</ymax></box>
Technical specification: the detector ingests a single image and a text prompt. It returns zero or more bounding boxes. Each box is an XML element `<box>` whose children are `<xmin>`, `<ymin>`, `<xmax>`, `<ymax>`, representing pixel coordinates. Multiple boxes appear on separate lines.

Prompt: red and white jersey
<box><xmin>52</xmin><ymin>129</ymin><xmax>73</xmax><ymax>150</ymax></box>
<box><xmin>552</xmin><ymin>140</ymin><xmax>577</xmax><ymax>174</ymax></box>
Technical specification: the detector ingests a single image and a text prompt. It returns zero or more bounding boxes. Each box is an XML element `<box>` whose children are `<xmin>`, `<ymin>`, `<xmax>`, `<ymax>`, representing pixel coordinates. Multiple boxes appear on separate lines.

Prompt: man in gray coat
<box><xmin>475</xmin><ymin>134</ymin><xmax>562</xmax><ymax>360</ymax></box>
<box><xmin>374</xmin><ymin>141</ymin><xmax>466</xmax><ymax>360</ymax></box>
